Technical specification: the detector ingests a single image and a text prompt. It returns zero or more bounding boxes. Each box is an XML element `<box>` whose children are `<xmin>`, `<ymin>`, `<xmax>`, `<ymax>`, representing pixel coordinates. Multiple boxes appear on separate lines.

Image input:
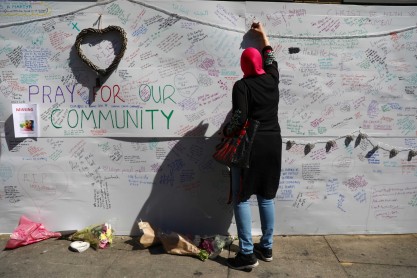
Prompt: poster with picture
<box><xmin>12</xmin><ymin>104</ymin><xmax>38</xmax><ymax>138</ymax></box>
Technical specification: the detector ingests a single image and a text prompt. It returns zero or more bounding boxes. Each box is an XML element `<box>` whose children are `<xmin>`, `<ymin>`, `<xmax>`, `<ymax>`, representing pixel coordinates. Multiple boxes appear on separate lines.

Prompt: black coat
<box><xmin>227</xmin><ymin>46</ymin><xmax>282</xmax><ymax>201</ymax></box>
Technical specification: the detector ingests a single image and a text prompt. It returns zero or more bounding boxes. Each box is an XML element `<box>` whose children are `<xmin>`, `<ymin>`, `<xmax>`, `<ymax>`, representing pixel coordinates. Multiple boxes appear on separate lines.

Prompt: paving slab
<box><xmin>341</xmin><ymin>263</ymin><xmax>417</xmax><ymax>278</ymax></box>
<box><xmin>0</xmin><ymin>237</ymin><xmax>117</xmax><ymax>278</ymax></box>
<box><xmin>105</xmin><ymin>250</ymin><xmax>229</xmax><ymax>278</ymax></box>
<box><xmin>227</xmin><ymin>257</ymin><xmax>349</xmax><ymax>278</ymax></box>
<box><xmin>227</xmin><ymin>235</ymin><xmax>348</xmax><ymax>278</ymax></box>
<box><xmin>106</xmin><ymin>238</ymin><xmax>230</xmax><ymax>278</ymax></box>
<box><xmin>325</xmin><ymin>234</ymin><xmax>417</xmax><ymax>266</ymax></box>
<box><xmin>274</xmin><ymin>235</ymin><xmax>339</xmax><ymax>262</ymax></box>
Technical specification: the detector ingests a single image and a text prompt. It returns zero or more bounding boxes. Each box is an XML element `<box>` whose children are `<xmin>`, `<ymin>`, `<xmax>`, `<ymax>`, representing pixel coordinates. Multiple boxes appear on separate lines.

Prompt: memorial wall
<box><xmin>0</xmin><ymin>0</ymin><xmax>416</xmax><ymax>235</ymax></box>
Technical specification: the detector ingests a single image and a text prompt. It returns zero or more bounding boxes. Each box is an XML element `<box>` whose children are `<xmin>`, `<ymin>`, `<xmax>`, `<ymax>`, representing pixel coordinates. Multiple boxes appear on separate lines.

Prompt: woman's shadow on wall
<box><xmin>240</xmin><ymin>29</ymin><xmax>265</xmax><ymax>51</ymax></box>
<box><xmin>131</xmin><ymin>119</ymin><xmax>233</xmax><ymax>237</ymax></box>
<box><xmin>130</xmin><ymin>28</ymin><xmax>261</xmax><ymax>237</ymax></box>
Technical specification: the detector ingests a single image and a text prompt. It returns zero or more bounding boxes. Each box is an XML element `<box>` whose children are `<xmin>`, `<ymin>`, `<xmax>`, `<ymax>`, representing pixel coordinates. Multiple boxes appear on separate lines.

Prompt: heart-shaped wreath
<box><xmin>75</xmin><ymin>25</ymin><xmax>127</xmax><ymax>76</ymax></box>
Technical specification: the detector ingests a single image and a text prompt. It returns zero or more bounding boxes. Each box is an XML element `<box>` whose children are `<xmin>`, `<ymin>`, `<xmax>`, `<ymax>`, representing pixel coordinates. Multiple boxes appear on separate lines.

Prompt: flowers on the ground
<box><xmin>98</xmin><ymin>223</ymin><xmax>113</xmax><ymax>249</ymax></box>
<box><xmin>159</xmin><ymin>231</ymin><xmax>209</xmax><ymax>261</ymax></box>
<box><xmin>194</xmin><ymin>235</ymin><xmax>235</xmax><ymax>259</ymax></box>
<box><xmin>136</xmin><ymin>221</ymin><xmax>235</xmax><ymax>261</ymax></box>
<box><xmin>70</xmin><ymin>223</ymin><xmax>114</xmax><ymax>250</ymax></box>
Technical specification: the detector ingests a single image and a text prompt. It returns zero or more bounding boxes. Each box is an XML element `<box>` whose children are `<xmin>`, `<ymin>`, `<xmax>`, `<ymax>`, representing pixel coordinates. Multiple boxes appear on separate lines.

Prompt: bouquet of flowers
<box><xmin>193</xmin><ymin>235</ymin><xmax>235</xmax><ymax>259</ymax></box>
<box><xmin>158</xmin><ymin>231</ymin><xmax>209</xmax><ymax>261</ymax></box>
<box><xmin>136</xmin><ymin>221</ymin><xmax>235</xmax><ymax>261</ymax></box>
<box><xmin>70</xmin><ymin>223</ymin><xmax>113</xmax><ymax>250</ymax></box>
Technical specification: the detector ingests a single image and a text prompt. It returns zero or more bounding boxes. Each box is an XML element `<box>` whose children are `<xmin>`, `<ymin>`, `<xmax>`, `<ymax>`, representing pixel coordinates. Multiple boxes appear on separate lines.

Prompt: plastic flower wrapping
<box><xmin>5</xmin><ymin>215</ymin><xmax>62</xmax><ymax>249</ymax></box>
<box><xmin>69</xmin><ymin>223</ymin><xmax>113</xmax><ymax>250</ymax></box>
<box><xmin>158</xmin><ymin>231</ymin><xmax>210</xmax><ymax>261</ymax></box>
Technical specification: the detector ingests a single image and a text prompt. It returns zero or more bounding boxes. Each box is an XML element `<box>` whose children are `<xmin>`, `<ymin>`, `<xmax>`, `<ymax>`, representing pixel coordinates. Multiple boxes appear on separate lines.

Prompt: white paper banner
<box><xmin>0</xmin><ymin>1</ymin><xmax>416</xmax><ymax>235</ymax></box>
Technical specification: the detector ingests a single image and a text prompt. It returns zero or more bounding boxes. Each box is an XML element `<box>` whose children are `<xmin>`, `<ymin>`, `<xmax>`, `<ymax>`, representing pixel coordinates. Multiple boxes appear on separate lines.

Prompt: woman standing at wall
<box><xmin>225</xmin><ymin>22</ymin><xmax>282</xmax><ymax>271</ymax></box>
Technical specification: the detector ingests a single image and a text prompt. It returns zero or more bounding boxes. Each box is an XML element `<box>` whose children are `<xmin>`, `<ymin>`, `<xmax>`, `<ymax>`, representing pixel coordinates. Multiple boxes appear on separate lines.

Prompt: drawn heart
<box><xmin>17</xmin><ymin>164</ymin><xmax>68</xmax><ymax>210</ymax></box>
<box><xmin>174</xmin><ymin>72</ymin><xmax>199</xmax><ymax>98</ymax></box>
<box><xmin>75</xmin><ymin>25</ymin><xmax>127</xmax><ymax>76</ymax></box>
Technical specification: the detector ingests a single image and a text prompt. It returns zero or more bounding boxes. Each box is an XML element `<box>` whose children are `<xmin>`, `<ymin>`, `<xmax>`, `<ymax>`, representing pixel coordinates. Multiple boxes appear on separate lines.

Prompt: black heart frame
<box><xmin>75</xmin><ymin>25</ymin><xmax>127</xmax><ymax>76</ymax></box>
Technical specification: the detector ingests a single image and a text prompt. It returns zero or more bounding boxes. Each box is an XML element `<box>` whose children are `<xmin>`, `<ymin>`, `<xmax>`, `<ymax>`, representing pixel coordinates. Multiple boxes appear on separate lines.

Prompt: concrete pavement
<box><xmin>1</xmin><ymin>234</ymin><xmax>417</xmax><ymax>277</ymax></box>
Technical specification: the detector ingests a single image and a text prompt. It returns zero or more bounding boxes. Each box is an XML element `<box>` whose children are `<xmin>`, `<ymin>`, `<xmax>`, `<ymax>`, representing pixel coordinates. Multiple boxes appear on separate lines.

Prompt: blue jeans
<box><xmin>231</xmin><ymin>167</ymin><xmax>275</xmax><ymax>254</ymax></box>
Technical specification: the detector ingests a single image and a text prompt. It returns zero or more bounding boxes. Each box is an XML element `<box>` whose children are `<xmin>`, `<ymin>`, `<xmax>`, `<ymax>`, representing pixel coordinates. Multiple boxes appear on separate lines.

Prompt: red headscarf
<box><xmin>240</xmin><ymin>47</ymin><xmax>265</xmax><ymax>78</ymax></box>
